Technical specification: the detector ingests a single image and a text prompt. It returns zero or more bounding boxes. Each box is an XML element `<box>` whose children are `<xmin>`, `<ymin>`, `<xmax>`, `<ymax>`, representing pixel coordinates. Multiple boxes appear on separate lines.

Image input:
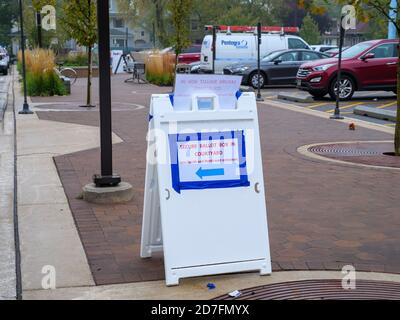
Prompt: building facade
<box><xmin>109</xmin><ymin>0</ymin><xmax>152</xmax><ymax>51</ymax></box>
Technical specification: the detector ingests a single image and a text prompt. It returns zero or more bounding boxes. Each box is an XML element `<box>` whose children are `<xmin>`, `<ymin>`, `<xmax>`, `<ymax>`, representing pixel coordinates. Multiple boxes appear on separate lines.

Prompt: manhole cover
<box><xmin>309</xmin><ymin>145</ymin><xmax>380</xmax><ymax>157</ymax></box>
<box><xmin>214</xmin><ymin>280</ymin><xmax>400</xmax><ymax>300</ymax></box>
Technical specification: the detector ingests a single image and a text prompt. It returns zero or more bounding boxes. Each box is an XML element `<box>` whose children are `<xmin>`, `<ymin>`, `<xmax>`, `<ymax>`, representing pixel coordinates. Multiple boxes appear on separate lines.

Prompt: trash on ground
<box><xmin>228</xmin><ymin>290</ymin><xmax>242</xmax><ymax>298</ymax></box>
<box><xmin>207</xmin><ymin>283</ymin><xmax>216</xmax><ymax>290</ymax></box>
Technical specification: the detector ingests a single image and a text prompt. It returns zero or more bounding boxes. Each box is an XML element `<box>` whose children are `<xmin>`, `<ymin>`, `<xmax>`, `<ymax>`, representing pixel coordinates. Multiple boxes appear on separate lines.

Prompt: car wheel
<box><xmin>329</xmin><ymin>76</ymin><xmax>355</xmax><ymax>100</ymax></box>
<box><xmin>3</xmin><ymin>69</ymin><xmax>7</xmax><ymax>76</ymax></box>
<box><xmin>250</xmin><ymin>72</ymin><xmax>266</xmax><ymax>89</ymax></box>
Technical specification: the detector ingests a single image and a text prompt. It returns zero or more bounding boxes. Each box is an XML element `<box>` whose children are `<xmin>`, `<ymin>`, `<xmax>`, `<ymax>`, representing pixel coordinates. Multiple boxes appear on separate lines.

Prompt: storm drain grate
<box><xmin>309</xmin><ymin>145</ymin><xmax>380</xmax><ymax>157</ymax></box>
<box><xmin>214</xmin><ymin>280</ymin><xmax>400</xmax><ymax>300</ymax></box>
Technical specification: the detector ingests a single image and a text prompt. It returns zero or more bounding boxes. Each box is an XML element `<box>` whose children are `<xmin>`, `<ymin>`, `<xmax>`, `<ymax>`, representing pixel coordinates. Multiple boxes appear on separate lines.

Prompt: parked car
<box><xmin>311</xmin><ymin>45</ymin><xmax>338</xmax><ymax>53</ymax></box>
<box><xmin>201</xmin><ymin>32</ymin><xmax>311</xmax><ymax>73</ymax></box>
<box><xmin>0</xmin><ymin>56</ymin><xmax>8</xmax><ymax>75</ymax></box>
<box><xmin>324</xmin><ymin>46</ymin><xmax>350</xmax><ymax>57</ymax></box>
<box><xmin>0</xmin><ymin>46</ymin><xmax>9</xmax><ymax>75</ymax></box>
<box><xmin>223</xmin><ymin>49</ymin><xmax>328</xmax><ymax>88</ymax></box>
<box><xmin>296</xmin><ymin>39</ymin><xmax>399</xmax><ymax>100</ymax></box>
<box><xmin>177</xmin><ymin>45</ymin><xmax>201</xmax><ymax>64</ymax></box>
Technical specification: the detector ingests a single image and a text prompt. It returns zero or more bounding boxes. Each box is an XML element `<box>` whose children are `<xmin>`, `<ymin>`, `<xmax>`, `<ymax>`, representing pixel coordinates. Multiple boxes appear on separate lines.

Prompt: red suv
<box><xmin>297</xmin><ymin>39</ymin><xmax>399</xmax><ymax>100</ymax></box>
<box><xmin>177</xmin><ymin>45</ymin><xmax>202</xmax><ymax>64</ymax></box>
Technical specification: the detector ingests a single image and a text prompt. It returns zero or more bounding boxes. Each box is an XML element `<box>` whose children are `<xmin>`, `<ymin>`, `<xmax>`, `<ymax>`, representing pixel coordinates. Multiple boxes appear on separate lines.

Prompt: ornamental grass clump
<box><xmin>18</xmin><ymin>48</ymin><xmax>66</xmax><ymax>96</ymax></box>
<box><xmin>145</xmin><ymin>51</ymin><xmax>175</xmax><ymax>86</ymax></box>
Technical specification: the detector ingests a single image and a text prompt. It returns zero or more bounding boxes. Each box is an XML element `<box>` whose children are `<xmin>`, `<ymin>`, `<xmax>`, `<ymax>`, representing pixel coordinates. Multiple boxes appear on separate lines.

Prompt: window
<box><xmin>302</xmin><ymin>51</ymin><xmax>321</xmax><ymax>61</ymax></box>
<box><xmin>288</xmin><ymin>38</ymin><xmax>309</xmax><ymax>49</ymax></box>
<box><xmin>114</xmin><ymin>19</ymin><xmax>124</xmax><ymax>28</ymax></box>
<box><xmin>141</xmin><ymin>31</ymin><xmax>145</xmax><ymax>37</ymax></box>
<box><xmin>278</xmin><ymin>51</ymin><xmax>299</xmax><ymax>62</ymax></box>
<box><xmin>115</xmin><ymin>39</ymin><xmax>125</xmax><ymax>47</ymax></box>
<box><xmin>191</xmin><ymin>20</ymin><xmax>199</xmax><ymax>31</ymax></box>
<box><xmin>369</xmin><ymin>43</ymin><xmax>398</xmax><ymax>58</ymax></box>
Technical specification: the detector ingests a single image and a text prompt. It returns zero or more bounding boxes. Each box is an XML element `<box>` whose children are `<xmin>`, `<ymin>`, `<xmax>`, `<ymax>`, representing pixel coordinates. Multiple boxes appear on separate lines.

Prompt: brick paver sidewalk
<box><xmin>35</xmin><ymin>75</ymin><xmax>400</xmax><ymax>285</ymax></box>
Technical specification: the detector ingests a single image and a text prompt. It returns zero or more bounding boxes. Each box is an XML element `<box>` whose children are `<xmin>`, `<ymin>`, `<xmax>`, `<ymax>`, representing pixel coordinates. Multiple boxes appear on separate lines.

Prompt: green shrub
<box><xmin>26</xmin><ymin>71</ymin><xmax>66</xmax><ymax>97</ymax></box>
<box><xmin>18</xmin><ymin>48</ymin><xmax>67</xmax><ymax>97</ymax></box>
<box><xmin>63</xmin><ymin>52</ymin><xmax>88</xmax><ymax>67</ymax></box>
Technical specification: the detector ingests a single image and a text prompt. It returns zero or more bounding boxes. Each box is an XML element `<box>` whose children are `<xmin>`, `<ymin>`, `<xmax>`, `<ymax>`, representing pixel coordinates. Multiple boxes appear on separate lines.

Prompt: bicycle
<box><xmin>55</xmin><ymin>62</ymin><xmax>78</xmax><ymax>85</ymax></box>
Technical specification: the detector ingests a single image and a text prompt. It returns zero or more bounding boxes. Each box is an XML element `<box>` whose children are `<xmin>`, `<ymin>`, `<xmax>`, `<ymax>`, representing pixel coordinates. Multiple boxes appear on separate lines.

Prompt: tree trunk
<box><xmin>154</xmin><ymin>0</ymin><xmax>167</xmax><ymax>47</ymax></box>
<box><xmin>395</xmin><ymin>43</ymin><xmax>400</xmax><ymax>156</ymax></box>
<box><xmin>86</xmin><ymin>46</ymin><xmax>92</xmax><ymax>107</ymax></box>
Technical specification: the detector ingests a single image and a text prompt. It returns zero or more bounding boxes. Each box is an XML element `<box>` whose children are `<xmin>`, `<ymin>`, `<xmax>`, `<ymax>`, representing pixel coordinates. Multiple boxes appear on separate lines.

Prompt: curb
<box><xmin>277</xmin><ymin>92</ymin><xmax>314</xmax><ymax>103</ymax></box>
<box><xmin>354</xmin><ymin>105</ymin><xmax>397</xmax><ymax>122</ymax></box>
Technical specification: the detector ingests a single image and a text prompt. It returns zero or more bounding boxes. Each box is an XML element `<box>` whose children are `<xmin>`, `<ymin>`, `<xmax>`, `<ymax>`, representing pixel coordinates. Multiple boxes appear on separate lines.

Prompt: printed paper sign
<box><xmin>173</xmin><ymin>74</ymin><xmax>242</xmax><ymax>111</ymax></box>
<box><xmin>169</xmin><ymin>131</ymin><xmax>250</xmax><ymax>193</ymax></box>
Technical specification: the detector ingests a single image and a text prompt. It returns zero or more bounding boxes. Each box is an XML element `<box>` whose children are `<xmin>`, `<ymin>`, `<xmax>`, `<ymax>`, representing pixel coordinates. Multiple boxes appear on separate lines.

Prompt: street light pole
<box><xmin>331</xmin><ymin>16</ymin><xmax>345</xmax><ymax>120</ymax></box>
<box><xmin>93</xmin><ymin>0</ymin><xmax>121</xmax><ymax>188</ymax></box>
<box><xmin>36</xmin><ymin>11</ymin><xmax>42</xmax><ymax>48</ymax></box>
<box><xmin>18</xmin><ymin>0</ymin><xmax>33</xmax><ymax>115</ymax></box>
<box><xmin>212</xmin><ymin>26</ymin><xmax>217</xmax><ymax>74</ymax></box>
<box><xmin>256</xmin><ymin>22</ymin><xmax>264</xmax><ymax>102</ymax></box>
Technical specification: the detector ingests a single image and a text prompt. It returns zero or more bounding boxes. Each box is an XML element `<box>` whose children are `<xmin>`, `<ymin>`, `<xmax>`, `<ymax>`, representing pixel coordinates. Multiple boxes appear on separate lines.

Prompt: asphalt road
<box><xmin>259</xmin><ymin>86</ymin><xmax>397</xmax><ymax>128</ymax></box>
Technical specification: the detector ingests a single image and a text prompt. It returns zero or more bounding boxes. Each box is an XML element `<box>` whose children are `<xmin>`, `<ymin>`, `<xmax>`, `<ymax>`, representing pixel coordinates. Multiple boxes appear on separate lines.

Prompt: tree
<box><xmin>299</xmin><ymin>13</ymin><xmax>322</xmax><ymax>44</ymax></box>
<box><xmin>61</xmin><ymin>0</ymin><xmax>97</xmax><ymax>108</ymax></box>
<box><xmin>0</xmin><ymin>0</ymin><xmax>18</xmax><ymax>48</ymax></box>
<box><xmin>169</xmin><ymin>0</ymin><xmax>192</xmax><ymax>61</ymax></box>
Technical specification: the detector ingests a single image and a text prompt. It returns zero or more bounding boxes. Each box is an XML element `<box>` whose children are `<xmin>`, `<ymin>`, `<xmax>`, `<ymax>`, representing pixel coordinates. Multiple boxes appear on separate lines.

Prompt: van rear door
<box><xmin>201</xmin><ymin>35</ymin><xmax>213</xmax><ymax>71</ymax></box>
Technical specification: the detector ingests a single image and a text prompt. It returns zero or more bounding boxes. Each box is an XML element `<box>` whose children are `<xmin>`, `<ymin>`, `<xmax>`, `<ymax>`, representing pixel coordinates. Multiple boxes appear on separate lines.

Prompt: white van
<box><xmin>200</xmin><ymin>33</ymin><xmax>310</xmax><ymax>73</ymax></box>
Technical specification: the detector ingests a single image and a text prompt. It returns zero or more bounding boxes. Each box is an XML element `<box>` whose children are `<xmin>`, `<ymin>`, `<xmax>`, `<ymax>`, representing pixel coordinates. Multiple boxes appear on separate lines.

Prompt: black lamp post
<box><xmin>256</xmin><ymin>22</ymin><xmax>264</xmax><ymax>102</ymax></box>
<box><xmin>212</xmin><ymin>25</ymin><xmax>217</xmax><ymax>74</ymax></box>
<box><xmin>93</xmin><ymin>0</ymin><xmax>121</xmax><ymax>188</ymax></box>
<box><xmin>18</xmin><ymin>0</ymin><xmax>33</xmax><ymax>115</ymax></box>
<box><xmin>331</xmin><ymin>15</ymin><xmax>346</xmax><ymax>120</ymax></box>
<box><xmin>36</xmin><ymin>11</ymin><xmax>42</xmax><ymax>48</ymax></box>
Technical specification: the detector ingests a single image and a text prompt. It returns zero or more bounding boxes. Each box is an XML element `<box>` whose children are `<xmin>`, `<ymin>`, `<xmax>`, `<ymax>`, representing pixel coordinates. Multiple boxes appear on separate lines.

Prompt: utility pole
<box><xmin>19</xmin><ymin>0</ymin><xmax>33</xmax><ymax>115</ymax></box>
<box><xmin>388</xmin><ymin>0</ymin><xmax>398</xmax><ymax>39</ymax></box>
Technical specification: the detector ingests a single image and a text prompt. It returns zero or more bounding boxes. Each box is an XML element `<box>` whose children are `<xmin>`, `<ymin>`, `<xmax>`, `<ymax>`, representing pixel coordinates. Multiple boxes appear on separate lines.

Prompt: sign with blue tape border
<box><xmin>168</xmin><ymin>130</ymin><xmax>250</xmax><ymax>193</ymax></box>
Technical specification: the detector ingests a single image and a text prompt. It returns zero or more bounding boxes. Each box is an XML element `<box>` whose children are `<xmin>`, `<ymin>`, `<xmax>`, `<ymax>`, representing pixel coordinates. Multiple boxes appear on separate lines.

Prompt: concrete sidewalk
<box><xmin>0</xmin><ymin>73</ymin><xmax>16</xmax><ymax>300</ymax></box>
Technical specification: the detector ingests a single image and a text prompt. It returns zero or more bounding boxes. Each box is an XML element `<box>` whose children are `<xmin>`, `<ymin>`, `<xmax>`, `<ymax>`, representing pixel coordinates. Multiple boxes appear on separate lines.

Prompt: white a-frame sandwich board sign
<box><xmin>141</xmin><ymin>74</ymin><xmax>271</xmax><ymax>286</ymax></box>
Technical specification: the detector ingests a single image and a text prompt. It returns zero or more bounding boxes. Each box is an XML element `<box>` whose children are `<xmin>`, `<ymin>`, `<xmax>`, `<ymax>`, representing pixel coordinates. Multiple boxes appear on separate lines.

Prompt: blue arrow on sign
<box><xmin>196</xmin><ymin>167</ymin><xmax>225</xmax><ymax>179</ymax></box>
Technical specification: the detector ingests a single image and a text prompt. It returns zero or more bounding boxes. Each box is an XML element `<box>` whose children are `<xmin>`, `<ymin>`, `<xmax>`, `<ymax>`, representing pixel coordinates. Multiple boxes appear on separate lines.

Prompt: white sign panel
<box><xmin>173</xmin><ymin>74</ymin><xmax>242</xmax><ymax>111</ymax></box>
<box><xmin>177</xmin><ymin>138</ymin><xmax>240</xmax><ymax>182</ymax></box>
<box><xmin>111</xmin><ymin>50</ymin><xmax>124</xmax><ymax>74</ymax></box>
<box><xmin>141</xmin><ymin>90</ymin><xmax>271</xmax><ymax>286</ymax></box>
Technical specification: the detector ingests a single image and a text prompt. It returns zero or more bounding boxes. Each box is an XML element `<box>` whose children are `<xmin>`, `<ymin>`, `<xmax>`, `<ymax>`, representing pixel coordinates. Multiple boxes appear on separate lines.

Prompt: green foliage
<box><xmin>26</xmin><ymin>71</ymin><xmax>66</xmax><ymax>96</ymax></box>
<box><xmin>0</xmin><ymin>0</ymin><xmax>18</xmax><ymax>47</ymax></box>
<box><xmin>61</xmin><ymin>0</ymin><xmax>97</xmax><ymax>48</ymax></box>
<box><xmin>145</xmin><ymin>72</ymin><xmax>174</xmax><ymax>86</ymax></box>
<box><xmin>63</xmin><ymin>52</ymin><xmax>89</xmax><ymax>67</ymax></box>
<box><xmin>299</xmin><ymin>13</ymin><xmax>321</xmax><ymax>44</ymax></box>
<box><xmin>169</xmin><ymin>0</ymin><xmax>192</xmax><ymax>56</ymax></box>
